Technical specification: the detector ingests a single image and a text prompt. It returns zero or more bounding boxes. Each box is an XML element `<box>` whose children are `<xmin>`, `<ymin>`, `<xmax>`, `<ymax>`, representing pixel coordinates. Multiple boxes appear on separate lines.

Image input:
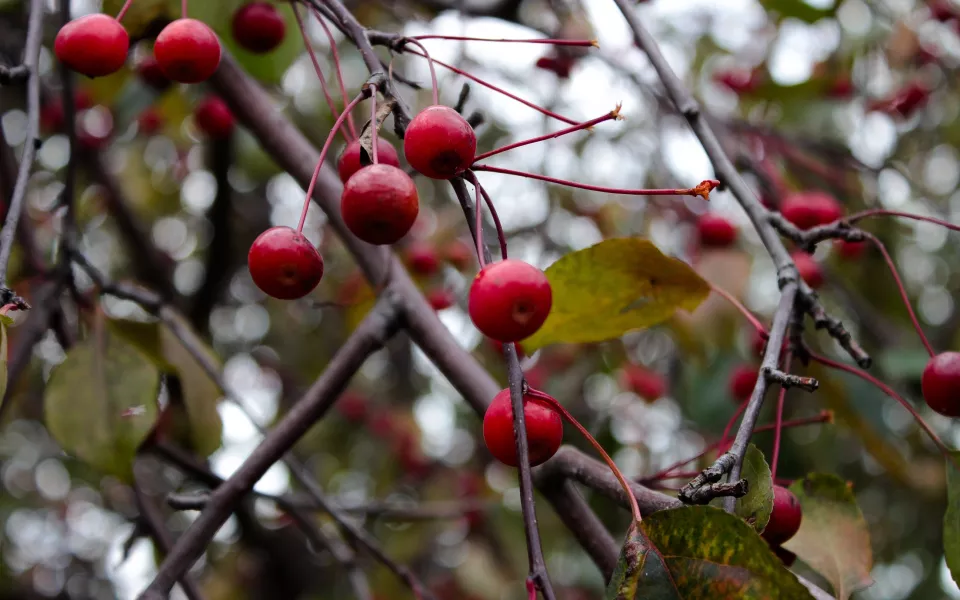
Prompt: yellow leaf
<box><xmin>520</xmin><ymin>238</ymin><xmax>710</xmax><ymax>353</ymax></box>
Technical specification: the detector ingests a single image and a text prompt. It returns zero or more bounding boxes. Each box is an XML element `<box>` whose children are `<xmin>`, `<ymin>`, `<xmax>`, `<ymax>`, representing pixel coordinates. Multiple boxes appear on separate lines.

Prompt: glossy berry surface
<box><xmin>195</xmin><ymin>96</ymin><xmax>235</xmax><ymax>139</ymax></box>
<box><xmin>405</xmin><ymin>242</ymin><xmax>440</xmax><ymax>276</ymax></box>
<box><xmin>137</xmin><ymin>55</ymin><xmax>170</xmax><ymax>90</ymax></box>
<box><xmin>792</xmin><ymin>252</ymin><xmax>824</xmax><ymax>289</ymax></box>
<box><xmin>922</xmin><ymin>352</ymin><xmax>960</xmax><ymax>417</ymax></box>
<box><xmin>697</xmin><ymin>213</ymin><xmax>738</xmax><ymax>248</ymax></box>
<box><xmin>620</xmin><ymin>365</ymin><xmax>666</xmax><ymax>402</ymax></box>
<box><xmin>403</xmin><ymin>105</ymin><xmax>476</xmax><ymax>179</ymax></box>
<box><xmin>337</xmin><ymin>139</ymin><xmax>401</xmax><ymax>183</ymax></box>
<box><xmin>469</xmin><ymin>259</ymin><xmax>552</xmax><ymax>342</ymax></box>
<box><xmin>483</xmin><ymin>389</ymin><xmax>562</xmax><ymax>467</ymax></box>
<box><xmin>729</xmin><ymin>364</ymin><xmax>759</xmax><ymax>402</ymax></box>
<box><xmin>232</xmin><ymin>2</ymin><xmax>286</xmax><ymax>54</ymax></box>
<box><xmin>762</xmin><ymin>486</ymin><xmax>803</xmax><ymax>545</ymax></box>
<box><xmin>780</xmin><ymin>191</ymin><xmax>843</xmax><ymax>230</ymax></box>
<box><xmin>55</xmin><ymin>14</ymin><xmax>129</xmax><ymax>78</ymax></box>
<box><xmin>341</xmin><ymin>164</ymin><xmax>419</xmax><ymax>245</ymax></box>
<box><xmin>248</xmin><ymin>226</ymin><xmax>324</xmax><ymax>300</ymax></box>
<box><xmin>154</xmin><ymin>19</ymin><xmax>222</xmax><ymax>83</ymax></box>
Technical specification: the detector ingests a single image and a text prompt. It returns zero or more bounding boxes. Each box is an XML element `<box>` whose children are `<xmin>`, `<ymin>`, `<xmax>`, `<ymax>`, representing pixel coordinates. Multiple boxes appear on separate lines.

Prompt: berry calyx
<box><xmin>136</xmin><ymin>55</ymin><xmax>171</xmax><ymax>90</ymax></box>
<box><xmin>922</xmin><ymin>352</ymin><xmax>960</xmax><ymax>417</ymax></box>
<box><xmin>469</xmin><ymin>259</ymin><xmax>552</xmax><ymax>342</ymax></box>
<box><xmin>340</xmin><ymin>164</ymin><xmax>420</xmax><ymax>245</ymax></box>
<box><xmin>729</xmin><ymin>364</ymin><xmax>759</xmax><ymax>402</ymax></box>
<box><xmin>232</xmin><ymin>2</ymin><xmax>286</xmax><ymax>54</ymax></box>
<box><xmin>620</xmin><ymin>365</ymin><xmax>666</xmax><ymax>402</ymax></box>
<box><xmin>194</xmin><ymin>96</ymin><xmax>235</xmax><ymax>139</ymax></box>
<box><xmin>792</xmin><ymin>252</ymin><xmax>824</xmax><ymax>289</ymax></box>
<box><xmin>154</xmin><ymin>18</ymin><xmax>222</xmax><ymax>84</ymax></box>
<box><xmin>247</xmin><ymin>226</ymin><xmax>324</xmax><ymax>300</ymax></box>
<box><xmin>762</xmin><ymin>486</ymin><xmax>803</xmax><ymax>545</ymax></box>
<box><xmin>427</xmin><ymin>288</ymin><xmax>456</xmax><ymax>311</ymax></box>
<box><xmin>483</xmin><ymin>388</ymin><xmax>563</xmax><ymax>467</ymax></box>
<box><xmin>780</xmin><ymin>191</ymin><xmax>843</xmax><ymax>230</ymax></box>
<box><xmin>405</xmin><ymin>242</ymin><xmax>440</xmax><ymax>276</ymax></box>
<box><xmin>337</xmin><ymin>139</ymin><xmax>401</xmax><ymax>183</ymax></box>
<box><xmin>54</xmin><ymin>14</ymin><xmax>130</xmax><ymax>78</ymax></box>
<box><xmin>403</xmin><ymin>105</ymin><xmax>476</xmax><ymax>179</ymax></box>
<box><xmin>697</xmin><ymin>213</ymin><xmax>738</xmax><ymax>248</ymax></box>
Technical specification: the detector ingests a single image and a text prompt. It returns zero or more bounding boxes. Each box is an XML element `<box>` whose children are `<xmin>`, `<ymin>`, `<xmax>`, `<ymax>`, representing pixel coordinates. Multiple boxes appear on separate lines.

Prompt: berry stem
<box><xmin>292</xmin><ymin>3</ymin><xmax>349</xmax><ymax>143</ymax></box>
<box><xmin>411</xmin><ymin>35</ymin><xmax>599</xmax><ymax>47</ymax></box>
<box><xmin>369</xmin><ymin>90</ymin><xmax>379</xmax><ymax>164</ymax></box>
<box><xmin>403</xmin><ymin>47</ymin><xmax>580</xmax><ymax>125</ymax></box>
<box><xmin>472</xmin><ymin>107</ymin><xmax>621</xmax><ymax>163</ymax></box>
<box><xmin>770</xmin><ymin>351</ymin><xmax>793</xmax><ymax>480</ymax></box>
<box><xmin>115</xmin><ymin>0</ymin><xmax>135</xmax><ymax>22</ymax></box>
<box><xmin>298</xmin><ymin>90</ymin><xmax>368</xmax><ymax>233</ymax></box>
<box><xmin>526</xmin><ymin>387</ymin><xmax>643</xmax><ymax>525</ymax></box>
<box><xmin>465</xmin><ymin>171</ymin><xmax>507</xmax><ymax>260</ymax></box>
<box><xmin>864</xmin><ymin>233</ymin><xmax>935</xmax><ymax>357</ymax></box>
<box><xmin>709</xmin><ymin>282</ymin><xmax>767</xmax><ymax>336</ymax></box>
<box><xmin>181</xmin><ymin>0</ymin><xmax>187</xmax><ymax>18</ymax></box>
<box><xmin>471</xmin><ymin>165</ymin><xmax>719</xmax><ymax>200</ymax></box>
<box><xmin>526</xmin><ymin>579</ymin><xmax>536</xmax><ymax>600</ymax></box>
<box><xmin>311</xmin><ymin>8</ymin><xmax>357</xmax><ymax>139</ymax></box>
<box><xmin>846</xmin><ymin>209</ymin><xmax>960</xmax><ymax>232</ymax></box>
<box><xmin>722</xmin><ymin>398</ymin><xmax>749</xmax><ymax>443</ymax></box>
<box><xmin>402</xmin><ymin>38</ymin><xmax>439</xmax><ymax>105</ymax></box>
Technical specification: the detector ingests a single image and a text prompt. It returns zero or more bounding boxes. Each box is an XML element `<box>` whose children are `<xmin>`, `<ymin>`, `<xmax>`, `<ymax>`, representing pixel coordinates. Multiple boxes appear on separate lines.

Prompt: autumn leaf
<box><xmin>520</xmin><ymin>238</ymin><xmax>710</xmax><ymax>353</ymax></box>
<box><xmin>736</xmin><ymin>444</ymin><xmax>774</xmax><ymax>533</ymax></box>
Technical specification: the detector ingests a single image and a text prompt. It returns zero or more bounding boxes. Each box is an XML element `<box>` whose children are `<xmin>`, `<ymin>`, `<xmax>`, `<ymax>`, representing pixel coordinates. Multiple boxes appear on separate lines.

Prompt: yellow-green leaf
<box><xmin>943</xmin><ymin>451</ymin><xmax>960</xmax><ymax>587</ymax></box>
<box><xmin>0</xmin><ymin>314</ymin><xmax>11</xmax><ymax>414</ymax></box>
<box><xmin>736</xmin><ymin>444</ymin><xmax>774</xmax><ymax>533</ymax></box>
<box><xmin>520</xmin><ymin>238</ymin><xmax>710</xmax><ymax>353</ymax></box>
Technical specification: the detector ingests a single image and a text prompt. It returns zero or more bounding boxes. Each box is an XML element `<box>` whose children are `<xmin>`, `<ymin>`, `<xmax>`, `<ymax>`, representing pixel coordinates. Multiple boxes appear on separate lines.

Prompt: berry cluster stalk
<box><xmin>292</xmin><ymin>2</ymin><xmax>349</xmax><ymax>143</ymax></box>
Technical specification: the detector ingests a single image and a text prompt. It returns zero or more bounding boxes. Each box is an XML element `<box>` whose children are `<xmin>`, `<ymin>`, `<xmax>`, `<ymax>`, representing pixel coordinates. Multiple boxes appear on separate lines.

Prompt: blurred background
<box><xmin>1</xmin><ymin>0</ymin><xmax>960</xmax><ymax>598</ymax></box>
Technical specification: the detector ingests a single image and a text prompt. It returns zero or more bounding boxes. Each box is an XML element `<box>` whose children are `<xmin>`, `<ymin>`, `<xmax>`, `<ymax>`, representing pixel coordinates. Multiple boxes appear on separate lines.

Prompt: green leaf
<box><xmin>110</xmin><ymin>317</ymin><xmax>223</xmax><ymax>457</ymax></box>
<box><xmin>736</xmin><ymin>444</ymin><xmax>774</xmax><ymax>533</ymax></box>
<box><xmin>520</xmin><ymin>238</ymin><xmax>710</xmax><ymax>353</ymax></box>
<box><xmin>44</xmin><ymin>326</ymin><xmax>161</xmax><ymax>480</ymax></box>
<box><xmin>784</xmin><ymin>474</ymin><xmax>873</xmax><ymax>599</ymax></box>
<box><xmin>606</xmin><ymin>507</ymin><xmax>814</xmax><ymax>599</ymax></box>
<box><xmin>944</xmin><ymin>451</ymin><xmax>960</xmax><ymax>587</ymax></box>
<box><xmin>759</xmin><ymin>0</ymin><xmax>836</xmax><ymax>23</ymax></box>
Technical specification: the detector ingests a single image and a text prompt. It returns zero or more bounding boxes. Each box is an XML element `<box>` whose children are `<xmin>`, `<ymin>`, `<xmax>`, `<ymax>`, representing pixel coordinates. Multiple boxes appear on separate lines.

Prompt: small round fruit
<box><xmin>443</xmin><ymin>239</ymin><xmax>474</xmax><ymax>270</ymax></box>
<box><xmin>247</xmin><ymin>226</ymin><xmax>324</xmax><ymax>299</ymax></box>
<box><xmin>469</xmin><ymin>259</ymin><xmax>552</xmax><ymax>342</ymax></box>
<box><xmin>483</xmin><ymin>388</ymin><xmax>562</xmax><ymax>467</ymax></box>
<box><xmin>762</xmin><ymin>486</ymin><xmax>803</xmax><ymax>545</ymax></box>
<box><xmin>194</xmin><ymin>96</ymin><xmax>235</xmax><ymax>139</ymax></box>
<box><xmin>780</xmin><ymin>192</ymin><xmax>843</xmax><ymax>230</ymax></box>
<box><xmin>154</xmin><ymin>18</ymin><xmax>222</xmax><ymax>83</ymax></box>
<box><xmin>54</xmin><ymin>14</ymin><xmax>130</xmax><ymax>78</ymax></box>
<box><xmin>620</xmin><ymin>365</ymin><xmax>666</xmax><ymax>402</ymax></box>
<box><xmin>232</xmin><ymin>2</ymin><xmax>286</xmax><ymax>54</ymax></box>
<box><xmin>337</xmin><ymin>139</ymin><xmax>401</xmax><ymax>183</ymax></box>
<box><xmin>137</xmin><ymin>107</ymin><xmax>163</xmax><ymax>135</ymax></box>
<box><xmin>792</xmin><ymin>252</ymin><xmax>824</xmax><ymax>289</ymax></box>
<box><xmin>340</xmin><ymin>164</ymin><xmax>420</xmax><ymax>245</ymax></box>
<box><xmin>405</xmin><ymin>242</ymin><xmax>440</xmax><ymax>276</ymax></box>
<box><xmin>697</xmin><ymin>213</ymin><xmax>738</xmax><ymax>248</ymax></box>
<box><xmin>922</xmin><ymin>352</ymin><xmax>960</xmax><ymax>417</ymax></box>
<box><xmin>427</xmin><ymin>288</ymin><xmax>456</xmax><ymax>311</ymax></box>
<box><xmin>137</xmin><ymin>55</ymin><xmax>171</xmax><ymax>90</ymax></box>
<box><xmin>337</xmin><ymin>392</ymin><xmax>368</xmax><ymax>423</ymax></box>
<box><xmin>836</xmin><ymin>239</ymin><xmax>868</xmax><ymax>260</ymax></box>
<box><xmin>403</xmin><ymin>105</ymin><xmax>476</xmax><ymax>179</ymax></box>
<box><xmin>729</xmin><ymin>364</ymin><xmax>759</xmax><ymax>402</ymax></box>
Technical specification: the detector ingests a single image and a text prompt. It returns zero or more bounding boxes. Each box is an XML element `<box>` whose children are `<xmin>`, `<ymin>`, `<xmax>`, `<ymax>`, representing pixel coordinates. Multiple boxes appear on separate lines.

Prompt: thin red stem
<box><xmin>472</xmin><ymin>165</ymin><xmax>719</xmax><ymax>199</ymax></box>
<box><xmin>402</xmin><ymin>39</ymin><xmax>439</xmax><ymax>105</ymax></box>
<box><xmin>181</xmin><ymin>0</ymin><xmax>187</xmax><ymax>18</ymax></box>
<box><xmin>472</xmin><ymin>108</ymin><xmax>621</xmax><ymax>163</ymax></box>
<box><xmin>709</xmin><ymin>283</ymin><xmax>767</xmax><ymax>335</ymax></box>
<box><xmin>846</xmin><ymin>209</ymin><xmax>960</xmax><ymax>233</ymax></box>
<box><xmin>115</xmin><ymin>0</ymin><xmax>135</xmax><ymax>22</ymax></box>
<box><xmin>474</xmin><ymin>175</ymin><xmax>486</xmax><ymax>269</ymax></box>
<box><xmin>292</xmin><ymin>3</ymin><xmax>348</xmax><ymax>143</ymax></box>
<box><xmin>312</xmin><ymin>8</ymin><xmax>357</xmax><ymax>139</ymax></box>
<box><xmin>370</xmin><ymin>92</ymin><xmax>379</xmax><ymax>164</ymax></box>
<box><xmin>770</xmin><ymin>351</ymin><xmax>793</xmax><ymax>480</ymax></box>
<box><xmin>526</xmin><ymin>579</ymin><xmax>536</xmax><ymax>600</ymax></box>
<box><xmin>527</xmin><ymin>388</ymin><xmax>642</xmax><ymax>524</ymax></box>
<box><xmin>411</xmin><ymin>35</ymin><xmax>599</xmax><ymax>47</ymax></box>
<box><xmin>722</xmin><ymin>397</ymin><xmax>749</xmax><ymax>442</ymax></box>
<box><xmin>403</xmin><ymin>48</ymin><xmax>579</xmax><ymax>126</ymax></box>
<box><xmin>466</xmin><ymin>171</ymin><xmax>507</xmax><ymax>260</ymax></box>
<box><xmin>297</xmin><ymin>91</ymin><xmax>367</xmax><ymax>233</ymax></box>
<box><xmin>865</xmin><ymin>233</ymin><xmax>935</xmax><ymax>357</ymax></box>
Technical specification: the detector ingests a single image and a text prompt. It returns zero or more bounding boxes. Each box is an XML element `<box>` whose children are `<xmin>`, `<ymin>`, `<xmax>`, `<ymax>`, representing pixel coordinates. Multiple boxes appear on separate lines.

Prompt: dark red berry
<box><xmin>154</xmin><ymin>18</ymin><xmax>222</xmax><ymax>84</ymax></box>
<box><xmin>337</xmin><ymin>139</ymin><xmax>401</xmax><ymax>183</ymax></box>
<box><xmin>931</xmin><ymin>0</ymin><xmax>959</xmax><ymax>22</ymax></box>
<box><xmin>340</xmin><ymin>164</ymin><xmax>419</xmax><ymax>245</ymax></box>
<box><xmin>232</xmin><ymin>2</ymin><xmax>286</xmax><ymax>54</ymax></box>
<box><xmin>619</xmin><ymin>365</ymin><xmax>666</xmax><ymax>402</ymax></box>
<box><xmin>713</xmin><ymin>69</ymin><xmax>760</xmax><ymax>94</ymax></box>
<box><xmin>792</xmin><ymin>252</ymin><xmax>824</xmax><ymax>289</ymax></box>
<box><xmin>483</xmin><ymin>388</ymin><xmax>562</xmax><ymax>467</ymax></box>
<box><xmin>137</xmin><ymin>107</ymin><xmax>163</xmax><ymax>135</ymax></box>
<box><xmin>403</xmin><ymin>105</ymin><xmax>476</xmax><ymax>179</ymax></box>
<box><xmin>729</xmin><ymin>364</ymin><xmax>759</xmax><ymax>402</ymax></box>
<box><xmin>443</xmin><ymin>239</ymin><xmax>474</xmax><ymax>270</ymax></box>
<box><xmin>247</xmin><ymin>226</ymin><xmax>324</xmax><ymax>299</ymax></box>
<box><xmin>337</xmin><ymin>392</ymin><xmax>368</xmax><ymax>422</ymax></box>
<box><xmin>827</xmin><ymin>76</ymin><xmax>854</xmax><ymax>99</ymax></box>
<box><xmin>836</xmin><ymin>239</ymin><xmax>868</xmax><ymax>260</ymax></box>
<box><xmin>469</xmin><ymin>259</ymin><xmax>552</xmax><ymax>342</ymax></box>
<box><xmin>405</xmin><ymin>242</ymin><xmax>440</xmax><ymax>276</ymax></box>
<box><xmin>762</xmin><ymin>486</ymin><xmax>803</xmax><ymax>545</ymax></box>
<box><xmin>55</xmin><ymin>14</ymin><xmax>129</xmax><ymax>78</ymax></box>
<box><xmin>535</xmin><ymin>54</ymin><xmax>576</xmax><ymax>78</ymax></box>
<box><xmin>194</xmin><ymin>96</ymin><xmax>235</xmax><ymax>139</ymax></box>
<box><xmin>427</xmin><ymin>288</ymin><xmax>456</xmax><ymax>311</ymax></box>
<box><xmin>780</xmin><ymin>191</ymin><xmax>843</xmax><ymax>230</ymax></box>
<box><xmin>922</xmin><ymin>352</ymin><xmax>960</xmax><ymax>417</ymax></box>
<box><xmin>697</xmin><ymin>213</ymin><xmax>738</xmax><ymax>248</ymax></box>
<box><xmin>137</xmin><ymin>54</ymin><xmax>171</xmax><ymax>90</ymax></box>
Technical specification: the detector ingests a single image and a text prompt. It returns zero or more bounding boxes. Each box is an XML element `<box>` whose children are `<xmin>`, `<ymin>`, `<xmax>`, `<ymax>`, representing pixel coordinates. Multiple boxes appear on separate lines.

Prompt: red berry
<box><xmin>137</xmin><ymin>107</ymin><xmax>163</xmax><ymax>135</ymax></box>
<box><xmin>340</xmin><ymin>164</ymin><xmax>419</xmax><ymax>245</ymax></box>
<box><xmin>405</xmin><ymin>242</ymin><xmax>440</xmax><ymax>276</ymax></box>
<box><xmin>483</xmin><ymin>388</ymin><xmax>562</xmax><ymax>467</ymax></box>
<box><xmin>154</xmin><ymin>18</ymin><xmax>221</xmax><ymax>84</ymax></box>
<box><xmin>443</xmin><ymin>239</ymin><xmax>474</xmax><ymax>270</ymax></box>
<box><xmin>762</xmin><ymin>486</ymin><xmax>803</xmax><ymax>545</ymax></box>
<box><xmin>427</xmin><ymin>288</ymin><xmax>456</xmax><ymax>311</ymax></box>
<box><xmin>827</xmin><ymin>76</ymin><xmax>854</xmax><ymax>99</ymax></box>
<box><xmin>922</xmin><ymin>352</ymin><xmax>960</xmax><ymax>417</ymax></box>
<box><xmin>535</xmin><ymin>54</ymin><xmax>576</xmax><ymax>78</ymax></box>
<box><xmin>247</xmin><ymin>226</ymin><xmax>324</xmax><ymax>299</ymax></box>
<box><xmin>403</xmin><ymin>105</ymin><xmax>476</xmax><ymax>179</ymax></box>
<box><xmin>713</xmin><ymin>69</ymin><xmax>760</xmax><ymax>94</ymax></box>
<box><xmin>620</xmin><ymin>365</ymin><xmax>667</xmax><ymax>402</ymax></box>
<box><xmin>337</xmin><ymin>392</ymin><xmax>368</xmax><ymax>422</ymax></box>
<box><xmin>931</xmin><ymin>0</ymin><xmax>959</xmax><ymax>22</ymax></box>
<box><xmin>137</xmin><ymin>55</ymin><xmax>171</xmax><ymax>90</ymax></box>
<box><xmin>337</xmin><ymin>139</ymin><xmax>401</xmax><ymax>183</ymax></box>
<box><xmin>836</xmin><ymin>239</ymin><xmax>868</xmax><ymax>260</ymax></box>
<box><xmin>729</xmin><ymin>365</ymin><xmax>759</xmax><ymax>402</ymax></box>
<box><xmin>792</xmin><ymin>252</ymin><xmax>824</xmax><ymax>289</ymax></box>
<box><xmin>194</xmin><ymin>96</ymin><xmax>235</xmax><ymax>139</ymax></box>
<box><xmin>488</xmin><ymin>338</ymin><xmax>525</xmax><ymax>360</ymax></box>
<box><xmin>697</xmin><ymin>213</ymin><xmax>738</xmax><ymax>248</ymax></box>
<box><xmin>468</xmin><ymin>259</ymin><xmax>552</xmax><ymax>343</ymax></box>
<box><xmin>55</xmin><ymin>14</ymin><xmax>129</xmax><ymax>78</ymax></box>
<box><xmin>232</xmin><ymin>2</ymin><xmax>286</xmax><ymax>54</ymax></box>
<box><xmin>780</xmin><ymin>191</ymin><xmax>843</xmax><ymax>230</ymax></box>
